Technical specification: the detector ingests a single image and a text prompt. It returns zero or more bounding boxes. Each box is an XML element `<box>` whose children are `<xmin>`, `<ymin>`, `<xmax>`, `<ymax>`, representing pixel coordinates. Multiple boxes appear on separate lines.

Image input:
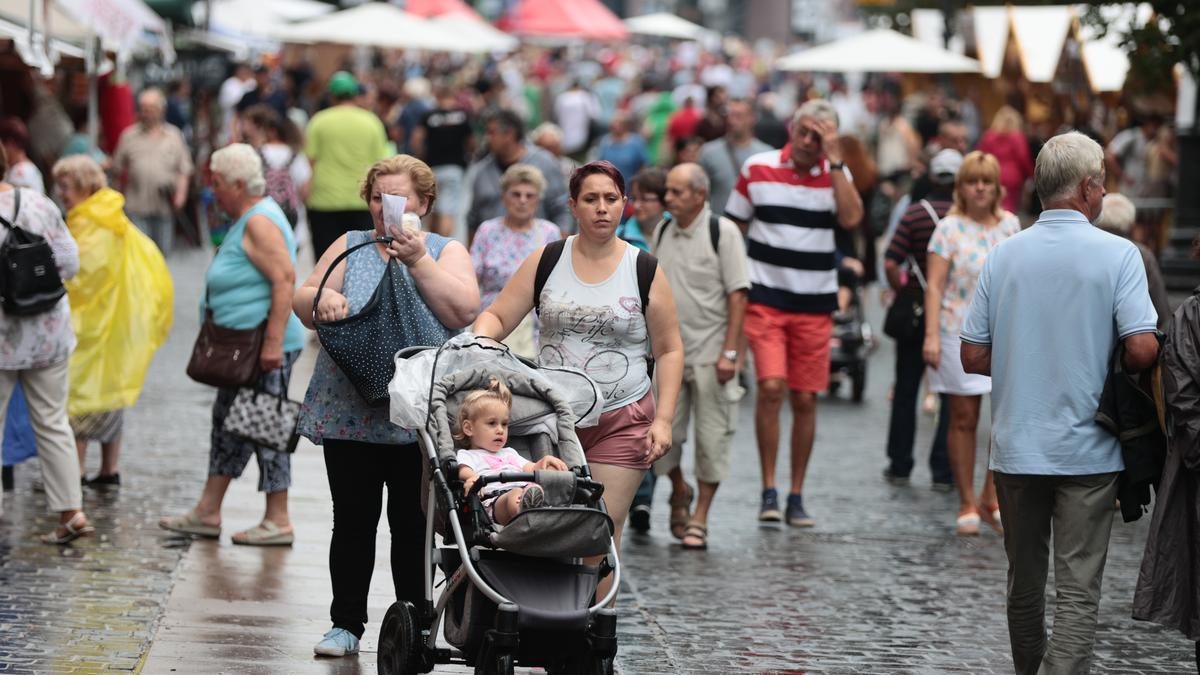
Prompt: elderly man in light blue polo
<box><xmin>959</xmin><ymin>131</ymin><xmax>1159</xmax><ymax>675</ymax></box>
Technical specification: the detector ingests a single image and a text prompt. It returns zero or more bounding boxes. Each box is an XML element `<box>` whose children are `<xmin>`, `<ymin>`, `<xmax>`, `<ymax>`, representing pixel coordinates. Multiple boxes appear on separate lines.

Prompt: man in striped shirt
<box><xmin>725</xmin><ymin>99</ymin><xmax>864</xmax><ymax>527</ymax></box>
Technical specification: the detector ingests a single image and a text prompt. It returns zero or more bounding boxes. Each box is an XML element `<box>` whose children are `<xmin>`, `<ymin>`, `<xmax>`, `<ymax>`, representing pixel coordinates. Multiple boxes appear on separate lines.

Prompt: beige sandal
<box><xmin>158</xmin><ymin>511</ymin><xmax>221</xmax><ymax>538</ymax></box>
<box><xmin>232</xmin><ymin>520</ymin><xmax>294</xmax><ymax>546</ymax></box>
<box><xmin>668</xmin><ymin>483</ymin><xmax>694</xmax><ymax>540</ymax></box>
<box><xmin>41</xmin><ymin>512</ymin><xmax>95</xmax><ymax>545</ymax></box>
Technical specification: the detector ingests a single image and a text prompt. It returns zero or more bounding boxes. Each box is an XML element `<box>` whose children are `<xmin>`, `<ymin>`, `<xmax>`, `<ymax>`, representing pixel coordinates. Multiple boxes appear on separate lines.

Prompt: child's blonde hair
<box><xmin>454</xmin><ymin>378</ymin><xmax>513</xmax><ymax>445</ymax></box>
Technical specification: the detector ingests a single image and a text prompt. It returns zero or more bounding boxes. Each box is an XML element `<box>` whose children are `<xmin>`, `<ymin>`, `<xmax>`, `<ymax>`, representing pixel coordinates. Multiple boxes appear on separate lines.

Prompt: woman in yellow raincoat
<box><xmin>50</xmin><ymin>155</ymin><xmax>173</xmax><ymax>487</ymax></box>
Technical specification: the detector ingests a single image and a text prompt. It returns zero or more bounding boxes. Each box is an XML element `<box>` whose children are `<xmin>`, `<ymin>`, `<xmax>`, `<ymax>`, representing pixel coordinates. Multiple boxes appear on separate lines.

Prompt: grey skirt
<box><xmin>70</xmin><ymin>409</ymin><xmax>125</xmax><ymax>443</ymax></box>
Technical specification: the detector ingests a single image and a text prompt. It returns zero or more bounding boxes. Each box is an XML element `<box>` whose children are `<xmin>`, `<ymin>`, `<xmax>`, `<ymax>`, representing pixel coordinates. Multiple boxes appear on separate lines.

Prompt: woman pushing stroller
<box><xmin>455</xmin><ymin>378</ymin><xmax>568</xmax><ymax>524</ymax></box>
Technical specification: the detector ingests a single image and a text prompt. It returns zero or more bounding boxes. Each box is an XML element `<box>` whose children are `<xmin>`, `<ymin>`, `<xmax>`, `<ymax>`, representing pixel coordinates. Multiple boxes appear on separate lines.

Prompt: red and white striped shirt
<box><xmin>725</xmin><ymin>145</ymin><xmax>850</xmax><ymax>314</ymax></box>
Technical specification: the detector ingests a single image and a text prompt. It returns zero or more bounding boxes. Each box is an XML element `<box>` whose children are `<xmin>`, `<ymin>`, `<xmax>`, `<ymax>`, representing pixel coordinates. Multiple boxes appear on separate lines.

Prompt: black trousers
<box><xmin>885</xmin><ymin>337</ymin><xmax>952</xmax><ymax>483</ymax></box>
<box><xmin>323</xmin><ymin>439</ymin><xmax>426</xmax><ymax>639</ymax></box>
<box><xmin>308</xmin><ymin>209</ymin><xmax>375</xmax><ymax>262</ymax></box>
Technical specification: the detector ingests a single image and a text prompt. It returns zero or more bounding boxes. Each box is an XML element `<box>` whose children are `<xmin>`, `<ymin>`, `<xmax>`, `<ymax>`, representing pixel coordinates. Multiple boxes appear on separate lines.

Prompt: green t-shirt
<box><xmin>305</xmin><ymin>104</ymin><xmax>390</xmax><ymax>211</ymax></box>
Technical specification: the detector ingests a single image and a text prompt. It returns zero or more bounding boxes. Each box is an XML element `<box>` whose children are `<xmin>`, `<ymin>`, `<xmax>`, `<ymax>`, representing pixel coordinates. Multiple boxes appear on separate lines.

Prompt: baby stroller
<box><xmin>379</xmin><ymin>335</ymin><xmax>620</xmax><ymax>675</ymax></box>
<box><xmin>828</xmin><ymin>285</ymin><xmax>873</xmax><ymax>403</ymax></box>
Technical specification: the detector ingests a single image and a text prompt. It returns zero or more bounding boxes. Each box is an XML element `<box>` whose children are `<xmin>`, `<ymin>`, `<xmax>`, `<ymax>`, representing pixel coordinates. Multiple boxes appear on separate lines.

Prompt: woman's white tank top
<box><xmin>537</xmin><ymin>236</ymin><xmax>651</xmax><ymax>412</ymax></box>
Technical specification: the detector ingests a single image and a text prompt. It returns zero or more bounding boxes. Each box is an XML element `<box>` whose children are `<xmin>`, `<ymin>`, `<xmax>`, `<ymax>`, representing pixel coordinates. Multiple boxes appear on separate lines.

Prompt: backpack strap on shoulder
<box><xmin>533</xmin><ymin>238</ymin><xmax>567</xmax><ymax>314</ymax></box>
<box><xmin>635</xmin><ymin>248</ymin><xmax>657</xmax><ymax>315</ymax></box>
<box><xmin>708</xmin><ymin>213</ymin><xmax>720</xmax><ymax>253</ymax></box>
<box><xmin>0</xmin><ymin>188</ymin><xmax>20</xmax><ymax>229</ymax></box>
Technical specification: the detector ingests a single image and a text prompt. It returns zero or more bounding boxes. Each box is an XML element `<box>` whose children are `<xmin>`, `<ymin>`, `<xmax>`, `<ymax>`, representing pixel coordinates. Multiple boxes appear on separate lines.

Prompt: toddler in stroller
<box><xmin>379</xmin><ymin>335</ymin><xmax>621</xmax><ymax>675</ymax></box>
<box><xmin>455</xmin><ymin>378</ymin><xmax>569</xmax><ymax>524</ymax></box>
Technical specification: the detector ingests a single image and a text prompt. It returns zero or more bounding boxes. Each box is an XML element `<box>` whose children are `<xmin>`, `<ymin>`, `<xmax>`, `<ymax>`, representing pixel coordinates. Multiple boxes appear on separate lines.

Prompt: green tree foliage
<box><xmin>1080</xmin><ymin>2</ymin><xmax>1200</xmax><ymax>92</ymax></box>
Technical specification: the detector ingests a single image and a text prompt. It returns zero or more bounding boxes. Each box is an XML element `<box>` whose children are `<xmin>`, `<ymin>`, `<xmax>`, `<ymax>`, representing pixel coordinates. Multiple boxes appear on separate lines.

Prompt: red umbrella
<box><xmin>404</xmin><ymin>0</ymin><xmax>482</xmax><ymax>21</ymax></box>
<box><xmin>500</xmin><ymin>0</ymin><xmax>629</xmax><ymax>41</ymax></box>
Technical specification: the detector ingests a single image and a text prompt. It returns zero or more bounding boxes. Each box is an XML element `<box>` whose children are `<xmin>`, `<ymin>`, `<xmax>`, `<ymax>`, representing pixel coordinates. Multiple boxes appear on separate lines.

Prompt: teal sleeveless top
<box><xmin>203</xmin><ymin>197</ymin><xmax>304</xmax><ymax>353</ymax></box>
<box><xmin>298</xmin><ymin>229</ymin><xmax>457</xmax><ymax>445</ymax></box>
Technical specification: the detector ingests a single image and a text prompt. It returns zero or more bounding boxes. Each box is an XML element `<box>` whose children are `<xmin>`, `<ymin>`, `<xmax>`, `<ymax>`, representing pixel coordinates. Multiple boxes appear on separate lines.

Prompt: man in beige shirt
<box><xmin>648</xmin><ymin>162</ymin><xmax>750</xmax><ymax>550</ymax></box>
<box><xmin>113</xmin><ymin>88</ymin><xmax>193</xmax><ymax>253</ymax></box>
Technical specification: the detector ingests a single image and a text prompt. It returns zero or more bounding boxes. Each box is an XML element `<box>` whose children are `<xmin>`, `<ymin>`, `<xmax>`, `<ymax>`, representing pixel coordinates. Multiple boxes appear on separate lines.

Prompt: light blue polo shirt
<box><xmin>960</xmin><ymin>209</ymin><xmax>1158</xmax><ymax>475</ymax></box>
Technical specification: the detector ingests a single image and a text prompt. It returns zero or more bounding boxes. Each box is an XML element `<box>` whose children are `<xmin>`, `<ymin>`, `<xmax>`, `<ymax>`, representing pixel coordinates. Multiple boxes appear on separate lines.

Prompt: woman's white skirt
<box><xmin>926</xmin><ymin>332</ymin><xmax>991</xmax><ymax>396</ymax></box>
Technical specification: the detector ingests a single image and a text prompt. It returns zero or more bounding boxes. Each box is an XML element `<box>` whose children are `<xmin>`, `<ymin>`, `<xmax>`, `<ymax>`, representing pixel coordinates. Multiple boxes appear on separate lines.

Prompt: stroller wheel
<box><xmin>378</xmin><ymin>601</ymin><xmax>425</xmax><ymax>675</ymax></box>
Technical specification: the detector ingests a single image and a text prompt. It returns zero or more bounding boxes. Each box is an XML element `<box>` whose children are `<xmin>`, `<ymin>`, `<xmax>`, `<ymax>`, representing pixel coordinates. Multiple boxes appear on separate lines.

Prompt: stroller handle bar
<box><xmin>465</xmin><ymin>471</ymin><xmax>606</xmax><ymax>502</ymax></box>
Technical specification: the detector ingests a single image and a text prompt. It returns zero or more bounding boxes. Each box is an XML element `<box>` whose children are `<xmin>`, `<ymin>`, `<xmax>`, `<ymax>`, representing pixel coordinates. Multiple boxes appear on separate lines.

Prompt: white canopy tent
<box><xmin>199</xmin><ymin>0</ymin><xmax>334</xmax><ymax>41</ymax></box>
<box><xmin>273</xmin><ymin>3</ymin><xmax>492</xmax><ymax>53</ymax></box>
<box><xmin>624</xmin><ymin>12</ymin><xmax>715</xmax><ymax>42</ymax></box>
<box><xmin>775</xmin><ymin>28</ymin><xmax>981</xmax><ymax>74</ymax></box>
<box><xmin>426</xmin><ymin>15</ymin><xmax>518</xmax><ymax>52</ymax></box>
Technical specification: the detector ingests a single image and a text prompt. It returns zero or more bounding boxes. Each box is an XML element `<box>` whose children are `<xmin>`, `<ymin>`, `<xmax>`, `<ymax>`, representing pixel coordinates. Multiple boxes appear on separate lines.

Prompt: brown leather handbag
<box><xmin>186</xmin><ymin>307</ymin><xmax>265</xmax><ymax>388</ymax></box>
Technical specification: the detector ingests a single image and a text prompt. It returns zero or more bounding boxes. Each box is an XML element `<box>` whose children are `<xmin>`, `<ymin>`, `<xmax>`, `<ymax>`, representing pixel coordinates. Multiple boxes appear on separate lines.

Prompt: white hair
<box><xmin>210</xmin><ymin>143</ymin><xmax>265</xmax><ymax>197</ymax></box>
<box><xmin>1034</xmin><ymin>131</ymin><xmax>1104</xmax><ymax>205</ymax></box>
<box><xmin>530</xmin><ymin>122</ymin><xmax>563</xmax><ymax>144</ymax></box>
<box><xmin>792</xmin><ymin>99</ymin><xmax>839</xmax><ymax>129</ymax></box>
<box><xmin>1096</xmin><ymin>193</ymin><xmax>1136</xmax><ymax>234</ymax></box>
<box><xmin>672</xmin><ymin>163</ymin><xmax>709</xmax><ymax>194</ymax></box>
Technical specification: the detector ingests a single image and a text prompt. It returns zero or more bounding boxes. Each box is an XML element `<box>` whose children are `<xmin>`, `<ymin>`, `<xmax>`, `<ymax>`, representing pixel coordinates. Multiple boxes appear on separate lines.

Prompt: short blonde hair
<box><xmin>454</xmin><ymin>378</ymin><xmax>512</xmax><ymax>446</ymax></box>
<box><xmin>500</xmin><ymin>164</ymin><xmax>547</xmax><ymax>196</ymax></box>
<box><xmin>951</xmin><ymin>151</ymin><xmax>1004</xmax><ymax>218</ymax></box>
<box><xmin>210</xmin><ymin>143</ymin><xmax>265</xmax><ymax>196</ymax></box>
<box><xmin>52</xmin><ymin>154</ymin><xmax>107</xmax><ymax>196</ymax></box>
<box><xmin>990</xmin><ymin>106</ymin><xmax>1024</xmax><ymax>134</ymax></box>
<box><xmin>361</xmin><ymin>154</ymin><xmax>437</xmax><ymax>216</ymax></box>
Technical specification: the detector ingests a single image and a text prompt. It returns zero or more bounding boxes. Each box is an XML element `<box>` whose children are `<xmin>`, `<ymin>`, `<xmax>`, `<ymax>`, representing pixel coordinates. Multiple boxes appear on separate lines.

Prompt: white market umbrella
<box><xmin>775</xmin><ymin>28</ymin><xmax>981</xmax><ymax>74</ymax></box>
<box><xmin>273</xmin><ymin>3</ymin><xmax>465</xmax><ymax>52</ymax></box>
<box><xmin>200</xmin><ymin>0</ymin><xmax>335</xmax><ymax>40</ymax></box>
<box><xmin>427</xmin><ymin>15</ymin><xmax>517</xmax><ymax>53</ymax></box>
<box><xmin>624</xmin><ymin>12</ymin><xmax>714</xmax><ymax>41</ymax></box>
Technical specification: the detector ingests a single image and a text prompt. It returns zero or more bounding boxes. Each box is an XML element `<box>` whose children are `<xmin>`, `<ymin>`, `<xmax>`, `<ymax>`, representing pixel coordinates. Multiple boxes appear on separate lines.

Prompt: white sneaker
<box><xmin>314</xmin><ymin>627</ymin><xmax>360</xmax><ymax>657</ymax></box>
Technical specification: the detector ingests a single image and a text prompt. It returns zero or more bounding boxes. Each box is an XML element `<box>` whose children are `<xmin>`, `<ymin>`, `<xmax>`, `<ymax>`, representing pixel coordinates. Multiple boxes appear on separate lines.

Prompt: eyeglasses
<box><xmin>632</xmin><ymin>194</ymin><xmax>660</xmax><ymax>203</ymax></box>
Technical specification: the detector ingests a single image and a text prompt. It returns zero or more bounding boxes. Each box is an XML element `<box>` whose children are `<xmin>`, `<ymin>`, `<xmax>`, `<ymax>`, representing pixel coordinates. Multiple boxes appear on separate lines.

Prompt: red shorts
<box><xmin>576</xmin><ymin>390</ymin><xmax>656</xmax><ymax>470</ymax></box>
<box><xmin>743</xmin><ymin>303</ymin><xmax>833</xmax><ymax>393</ymax></box>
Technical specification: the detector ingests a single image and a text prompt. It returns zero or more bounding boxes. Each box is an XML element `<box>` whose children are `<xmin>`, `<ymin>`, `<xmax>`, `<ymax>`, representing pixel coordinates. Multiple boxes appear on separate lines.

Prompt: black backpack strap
<box><xmin>635</xmin><ymin>248</ymin><xmax>657</xmax><ymax>315</ymax></box>
<box><xmin>709</xmin><ymin>213</ymin><xmax>720</xmax><ymax>253</ymax></box>
<box><xmin>653</xmin><ymin>218</ymin><xmax>668</xmax><ymax>252</ymax></box>
<box><xmin>0</xmin><ymin>188</ymin><xmax>20</xmax><ymax>229</ymax></box>
<box><xmin>532</xmin><ymin>238</ymin><xmax>566</xmax><ymax>314</ymax></box>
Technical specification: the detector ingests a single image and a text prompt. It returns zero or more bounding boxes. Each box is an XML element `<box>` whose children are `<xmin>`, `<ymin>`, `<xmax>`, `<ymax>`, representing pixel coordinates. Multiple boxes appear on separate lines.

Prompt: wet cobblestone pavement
<box><xmin>0</xmin><ymin>247</ymin><xmax>1195</xmax><ymax>673</ymax></box>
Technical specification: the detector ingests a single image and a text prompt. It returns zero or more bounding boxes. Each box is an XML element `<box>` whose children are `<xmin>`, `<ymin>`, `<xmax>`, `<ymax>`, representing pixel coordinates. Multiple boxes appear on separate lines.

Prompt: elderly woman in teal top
<box><xmin>292</xmin><ymin>155</ymin><xmax>480</xmax><ymax>658</ymax></box>
<box><xmin>160</xmin><ymin>143</ymin><xmax>305</xmax><ymax>546</ymax></box>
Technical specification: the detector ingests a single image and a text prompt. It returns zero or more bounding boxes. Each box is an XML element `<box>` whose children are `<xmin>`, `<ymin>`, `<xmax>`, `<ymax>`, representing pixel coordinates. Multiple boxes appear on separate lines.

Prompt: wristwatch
<box><xmin>829</xmin><ymin>160</ymin><xmax>846</xmax><ymax>170</ymax></box>
<box><xmin>722</xmin><ymin>349</ymin><xmax>739</xmax><ymax>361</ymax></box>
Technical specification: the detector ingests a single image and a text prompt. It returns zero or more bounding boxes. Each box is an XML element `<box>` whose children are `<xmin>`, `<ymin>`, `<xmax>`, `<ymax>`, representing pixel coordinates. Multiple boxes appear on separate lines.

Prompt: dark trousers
<box><xmin>309</xmin><ymin>209</ymin><xmax>375</xmax><ymax>262</ymax></box>
<box><xmin>885</xmin><ymin>337</ymin><xmax>952</xmax><ymax>483</ymax></box>
<box><xmin>323</xmin><ymin>439</ymin><xmax>426</xmax><ymax>639</ymax></box>
<box><xmin>994</xmin><ymin>471</ymin><xmax>1119</xmax><ymax>675</ymax></box>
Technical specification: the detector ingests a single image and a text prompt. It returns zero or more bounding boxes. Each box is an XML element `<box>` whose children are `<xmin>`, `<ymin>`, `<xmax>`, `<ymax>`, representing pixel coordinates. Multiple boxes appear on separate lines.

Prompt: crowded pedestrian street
<box><xmin>3</xmin><ymin>0</ymin><xmax>1200</xmax><ymax>673</ymax></box>
<box><xmin>0</xmin><ymin>248</ymin><xmax>1193</xmax><ymax>673</ymax></box>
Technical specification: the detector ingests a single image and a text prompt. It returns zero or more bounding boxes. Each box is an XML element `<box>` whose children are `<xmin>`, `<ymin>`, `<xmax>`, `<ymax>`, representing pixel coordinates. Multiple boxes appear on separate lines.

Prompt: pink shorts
<box><xmin>743</xmin><ymin>303</ymin><xmax>833</xmax><ymax>393</ymax></box>
<box><xmin>576</xmin><ymin>390</ymin><xmax>656</xmax><ymax>470</ymax></box>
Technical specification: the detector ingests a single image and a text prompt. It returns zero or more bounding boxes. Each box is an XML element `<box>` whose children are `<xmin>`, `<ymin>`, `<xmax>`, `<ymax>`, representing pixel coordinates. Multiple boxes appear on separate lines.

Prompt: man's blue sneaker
<box><xmin>759</xmin><ymin>488</ymin><xmax>782</xmax><ymax>522</ymax></box>
<box><xmin>786</xmin><ymin>494</ymin><xmax>815</xmax><ymax>527</ymax></box>
<box><xmin>314</xmin><ymin>627</ymin><xmax>360</xmax><ymax>657</ymax></box>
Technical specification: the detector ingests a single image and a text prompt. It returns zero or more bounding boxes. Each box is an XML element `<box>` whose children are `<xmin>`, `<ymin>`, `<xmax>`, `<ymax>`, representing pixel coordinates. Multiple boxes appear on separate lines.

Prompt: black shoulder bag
<box><xmin>882</xmin><ymin>200</ymin><xmax>936</xmax><ymax>342</ymax></box>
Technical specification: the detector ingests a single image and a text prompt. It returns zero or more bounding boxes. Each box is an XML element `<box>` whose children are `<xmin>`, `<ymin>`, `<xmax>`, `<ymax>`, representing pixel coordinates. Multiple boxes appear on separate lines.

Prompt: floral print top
<box><xmin>928</xmin><ymin>211</ymin><xmax>1020</xmax><ymax>336</ymax></box>
<box><xmin>0</xmin><ymin>188</ymin><xmax>80</xmax><ymax>370</ymax></box>
<box><xmin>298</xmin><ymin>230</ymin><xmax>455</xmax><ymax>445</ymax></box>
<box><xmin>470</xmin><ymin>217</ymin><xmax>562</xmax><ymax>310</ymax></box>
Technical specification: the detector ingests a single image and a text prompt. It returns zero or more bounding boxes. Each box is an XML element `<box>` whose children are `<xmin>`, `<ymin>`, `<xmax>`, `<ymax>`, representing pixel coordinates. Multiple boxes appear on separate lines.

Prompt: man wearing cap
<box><xmin>305</xmin><ymin>71</ymin><xmax>391</xmax><ymax>260</ymax></box>
<box><xmin>881</xmin><ymin>148</ymin><xmax>962</xmax><ymax>490</ymax></box>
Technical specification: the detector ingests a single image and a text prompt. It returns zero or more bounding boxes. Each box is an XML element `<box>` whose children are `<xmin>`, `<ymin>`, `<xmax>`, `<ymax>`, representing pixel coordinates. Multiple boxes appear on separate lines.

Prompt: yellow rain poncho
<box><xmin>65</xmin><ymin>187</ymin><xmax>174</xmax><ymax>417</ymax></box>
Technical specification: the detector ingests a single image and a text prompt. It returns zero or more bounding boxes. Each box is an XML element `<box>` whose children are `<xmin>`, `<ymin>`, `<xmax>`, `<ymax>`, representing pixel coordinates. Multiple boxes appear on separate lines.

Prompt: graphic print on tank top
<box><xmin>538</xmin><ymin>294</ymin><xmax>648</xmax><ymax>405</ymax></box>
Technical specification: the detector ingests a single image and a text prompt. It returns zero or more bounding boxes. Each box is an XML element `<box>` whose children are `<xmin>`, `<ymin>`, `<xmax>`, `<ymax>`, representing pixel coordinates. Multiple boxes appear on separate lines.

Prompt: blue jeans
<box><xmin>129</xmin><ymin>213</ymin><xmax>174</xmax><ymax>254</ymax></box>
<box><xmin>631</xmin><ymin>470</ymin><xmax>655</xmax><ymax>508</ymax></box>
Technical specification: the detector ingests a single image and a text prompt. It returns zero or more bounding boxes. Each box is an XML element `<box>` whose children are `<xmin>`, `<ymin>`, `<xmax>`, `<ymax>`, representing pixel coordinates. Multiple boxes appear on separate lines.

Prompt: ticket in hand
<box><xmin>382</xmin><ymin>194</ymin><xmax>420</xmax><ymax>237</ymax></box>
